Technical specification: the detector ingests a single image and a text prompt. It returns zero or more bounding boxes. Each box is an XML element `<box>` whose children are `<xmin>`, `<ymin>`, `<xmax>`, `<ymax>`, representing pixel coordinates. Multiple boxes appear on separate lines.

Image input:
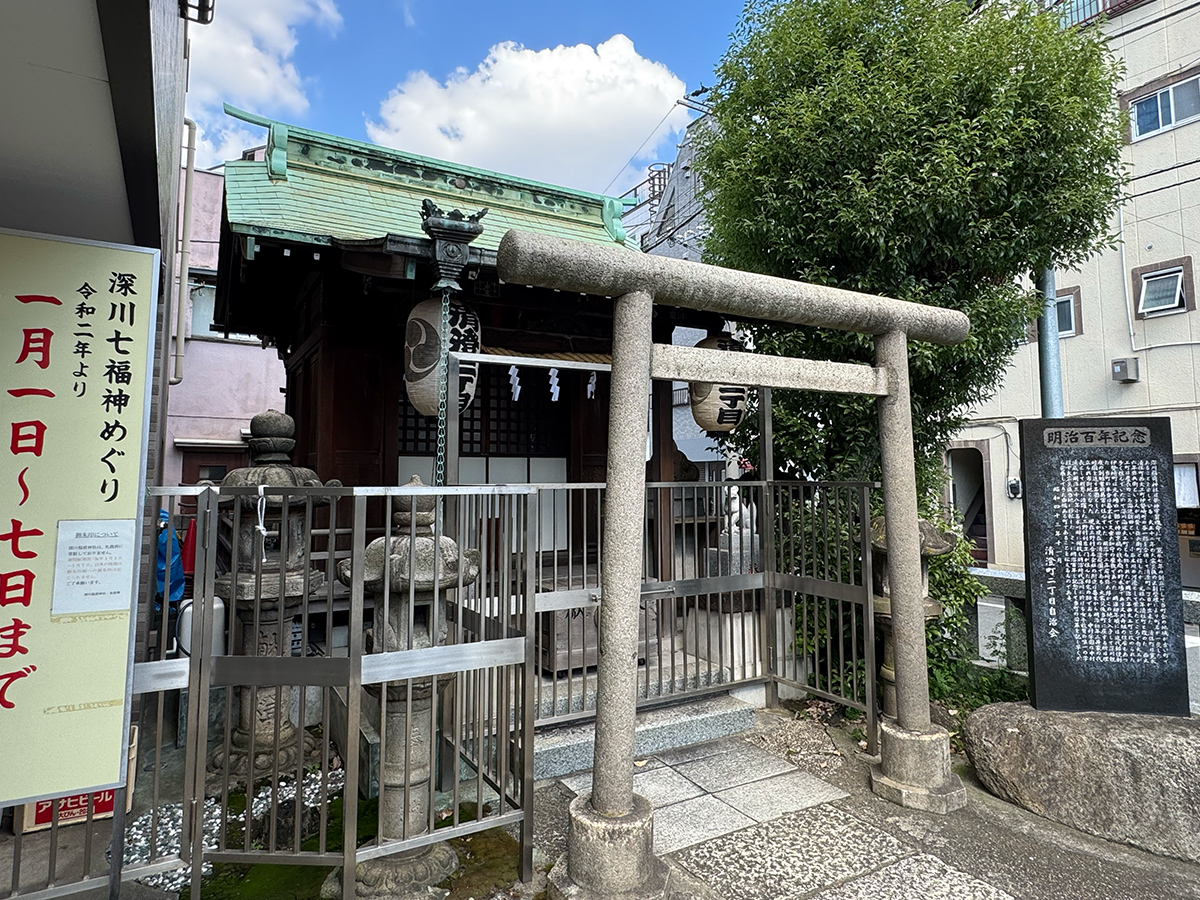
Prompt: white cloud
<box><xmin>366</xmin><ymin>35</ymin><xmax>691</xmax><ymax>194</ymax></box>
<box><xmin>186</xmin><ymin>0</ymin><xmax>342</xmax><ymax>168</ymax></box>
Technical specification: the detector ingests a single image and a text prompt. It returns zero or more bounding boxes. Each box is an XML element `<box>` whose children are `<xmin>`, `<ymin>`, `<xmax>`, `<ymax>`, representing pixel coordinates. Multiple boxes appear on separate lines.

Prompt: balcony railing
<box><xmin>1050</xmin><ymin>0</ymin><xmax>1151</xmax><ymax>27</ymax></box>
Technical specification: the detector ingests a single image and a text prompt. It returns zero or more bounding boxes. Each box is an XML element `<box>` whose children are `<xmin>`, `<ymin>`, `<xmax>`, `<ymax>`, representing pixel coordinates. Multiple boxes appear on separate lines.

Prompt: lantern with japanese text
<box><xmin>403</xmin><ymin>298</ymin><xmax>480</xmax><ymax>416</ymax></box>
<box><xmin>689</xmin><ymin>334</ymin><xmax>749</xmax><ymax>433</ymax></box>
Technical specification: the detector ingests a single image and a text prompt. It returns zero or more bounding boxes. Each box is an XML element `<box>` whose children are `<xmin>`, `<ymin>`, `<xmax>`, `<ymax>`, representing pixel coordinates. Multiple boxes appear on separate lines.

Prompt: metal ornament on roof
<box><xmin>689</xmin><ymin>334</ymin><xmax>749</xmax><ymax>433</ymax></box>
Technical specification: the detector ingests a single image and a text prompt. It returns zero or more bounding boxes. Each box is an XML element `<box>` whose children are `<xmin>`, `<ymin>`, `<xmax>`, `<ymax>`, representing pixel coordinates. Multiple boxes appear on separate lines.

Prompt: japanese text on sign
<box><xmin>1</xmin><ymin>230</ymin><xmax>157</xmax><ymax>807</ymax></box>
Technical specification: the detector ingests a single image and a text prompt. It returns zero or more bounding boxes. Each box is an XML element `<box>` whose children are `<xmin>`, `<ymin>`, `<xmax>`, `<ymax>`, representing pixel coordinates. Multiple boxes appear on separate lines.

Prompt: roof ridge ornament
<box><xmin>419</xmin><ymin>200</ymin><xmax>488</xmax><ymax>292</ymax></box>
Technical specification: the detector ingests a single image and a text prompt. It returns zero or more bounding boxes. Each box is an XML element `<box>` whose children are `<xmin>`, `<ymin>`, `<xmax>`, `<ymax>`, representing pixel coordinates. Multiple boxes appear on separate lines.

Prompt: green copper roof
<box><xmin>222</xmin><ymin>105</ymin><xmax>633</xmax><ymax>251</ymax></box>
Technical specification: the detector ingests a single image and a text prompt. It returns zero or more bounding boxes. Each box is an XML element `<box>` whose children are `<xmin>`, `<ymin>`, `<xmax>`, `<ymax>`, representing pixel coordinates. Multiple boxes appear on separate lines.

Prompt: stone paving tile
<box><xmin>811</xmin><ymin>853</ymin><xmax>1015</xmax><ymax>900</ymax></box>
<box><xmin>634</xmin><ymin>765</ymin><xmax>705</xmax><ymax>808</ymax></box>
<box><xmin>554</xmin><ymin>758</ymin><xmax>667</xmax><ymax>801</ymax></box>
<box><xmin>653</xmin><ymin>794</ymin><xmax>756</xmax><ymax>854</ymax></box>
<box><xmin>673</xmin><ymin>742</ymin><xmax>797</xmax><ymax>793</ymax></box>
<box><xmin>558</xmin><ymin>771</ymin><xmax>592</xmax><ymax>797</ymax></box>
<box><xmin>671</xmin><ymin>805</ymin><xmax>910</xmax><ymax>900</ymax></box>
<box><xmin>715</xmin><ymin>769</ymin><xmax>848</xmax><ymax>822</ymax></box>
<box><xmin>653</xmin><ymin>736</ymin><xmax>747</xmax><ymax>767</ymax></box>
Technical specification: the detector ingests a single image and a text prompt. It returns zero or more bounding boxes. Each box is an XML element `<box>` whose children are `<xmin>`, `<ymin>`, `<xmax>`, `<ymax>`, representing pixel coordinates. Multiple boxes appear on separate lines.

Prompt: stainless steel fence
<box><xmin>2</xmin><ymin>477</ymin><xmax>875</xmax><ymax>898</ymax></box>
<box><xmin>2</xmin><ymin>483</ymin><xmax>537</xmax><ymax>900</ymax></box>
<box><xmin>770</xmin><ymin>481</ymin><xmax>877</xmax><ymax>753</ymax></box>
<box><xmin>532</xmin><ymin>480</ymin><xmax>773</xmax><ymax>726</ymax></box>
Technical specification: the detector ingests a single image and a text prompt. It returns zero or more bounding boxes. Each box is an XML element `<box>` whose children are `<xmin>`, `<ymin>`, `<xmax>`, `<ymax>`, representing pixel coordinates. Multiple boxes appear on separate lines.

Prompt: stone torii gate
<box><xmin>497</xmin><ymin>230</ymin><xmax>970</xmax><ymax>900</ymax></box>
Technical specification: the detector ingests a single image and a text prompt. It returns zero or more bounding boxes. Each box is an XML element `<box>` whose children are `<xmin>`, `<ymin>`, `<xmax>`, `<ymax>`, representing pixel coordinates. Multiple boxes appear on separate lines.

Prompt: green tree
<box><xmin>696</xmin><ymin>0</ymin><xmax>1126</xmax><ymax>498</ymax></box>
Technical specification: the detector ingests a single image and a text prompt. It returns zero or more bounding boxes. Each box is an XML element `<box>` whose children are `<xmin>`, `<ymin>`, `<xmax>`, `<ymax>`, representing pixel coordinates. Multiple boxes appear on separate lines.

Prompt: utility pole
<box><xmin>1036</xmin><ymin>267</ymin><xmax>1065</xmax><ymax>418</ymax></box>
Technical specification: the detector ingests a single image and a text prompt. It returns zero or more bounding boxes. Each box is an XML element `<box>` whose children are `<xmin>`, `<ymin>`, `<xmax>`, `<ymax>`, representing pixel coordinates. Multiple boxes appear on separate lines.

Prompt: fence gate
<box><xmin>0</xmin><ymin>484</ymin><xmax>535</xmax><ymax>900</ymax></box>
<box><xmin>182</xmin><ymin>484</ymin><xmax>537</xmax><ymax>899</ymax></box>
<box><xmin>767</xmin><ymin>481</ymin><xmax>878</xmax><ymax>753</ymax></box>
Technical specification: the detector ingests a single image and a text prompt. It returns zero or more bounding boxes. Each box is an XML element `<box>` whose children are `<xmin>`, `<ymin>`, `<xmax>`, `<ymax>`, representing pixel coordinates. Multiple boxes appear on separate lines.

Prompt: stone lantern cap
<box><xmin>336</xmin><ymin>476</ymin><xmax>480</xmax><ymax>594</ymax></box>
<box><xmin>869</xmin><ymin>516</ymin><xmax>956</xmax><ymax>621</ymax></box>
<box><xmin>870</xmin><ymin>516</ymin><xmax>956</xmax><ymax>558</ymax></box>
<box><xmin>219</xmin><ymin>409</ymin><xmax>340</xmax><ymax>508</ymax></box>
<box><xmin>391</xmin><ymin>474</ymin><xmax>437</xmax><ymax>531</ymax></box>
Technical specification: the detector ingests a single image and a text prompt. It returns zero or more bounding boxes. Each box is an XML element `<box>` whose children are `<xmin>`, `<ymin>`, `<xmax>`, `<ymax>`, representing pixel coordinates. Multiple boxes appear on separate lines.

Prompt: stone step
<box><xmin>532</xmin><ymin>694</ymin><xmax>756</xmax><ymax>781</ymax></box>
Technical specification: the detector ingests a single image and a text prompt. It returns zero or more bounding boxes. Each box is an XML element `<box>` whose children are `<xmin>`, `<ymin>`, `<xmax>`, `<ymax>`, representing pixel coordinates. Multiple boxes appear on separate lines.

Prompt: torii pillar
<box><xmin>498</xmin><ymin>231</ymin><xmax>968</xmax><ymax>900</ymax></box>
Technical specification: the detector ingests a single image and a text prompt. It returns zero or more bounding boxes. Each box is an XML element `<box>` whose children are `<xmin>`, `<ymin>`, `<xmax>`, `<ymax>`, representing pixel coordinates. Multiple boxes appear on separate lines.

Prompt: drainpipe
<box><xmin>171</xmin><ymin>117</ymin><xmax>197</xmax><ymax>385</ymax></box>
<box><xmin>1036</xmin><ymin>267</ymin><xmax>1064</xmax><ymax>418</ymax></box>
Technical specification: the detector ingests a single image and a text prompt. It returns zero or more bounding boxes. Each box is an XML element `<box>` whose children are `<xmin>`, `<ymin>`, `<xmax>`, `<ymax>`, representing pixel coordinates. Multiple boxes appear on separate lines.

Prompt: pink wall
<box><xmin>176</xmin><ymin>167</ymin><xmax>223</xmax><ymax>272</ymax></box>
<box><xmin>164</xmin><ymin>164</ymin><xmax>287</xmax><ymax>486</ymax></box>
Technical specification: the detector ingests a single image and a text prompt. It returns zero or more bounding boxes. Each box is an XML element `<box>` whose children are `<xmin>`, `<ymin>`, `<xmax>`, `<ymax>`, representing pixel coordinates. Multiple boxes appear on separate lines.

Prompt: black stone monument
<box><xmin>1020</xmin><ymin>416</ymin><xmax>1189</xmax><ymax>716</ymax></box>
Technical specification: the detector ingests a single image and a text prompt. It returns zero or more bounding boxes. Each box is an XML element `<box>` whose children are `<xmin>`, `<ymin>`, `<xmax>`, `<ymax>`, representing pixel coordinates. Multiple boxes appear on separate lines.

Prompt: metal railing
<box><xmin>771</xmin><ymin>481</ymin><xmax>877</xmax><ymax>753</ymax></box>
<box><xmin>2</xmin><ymin>484</ymin><xmax>537</xmax><ymax>900</ymax></box>
<box><xmin>1050</xmin><ymin>0</ymin><xmax>1150</xmax><ymax>27</ymax></box>
<box><xmin>531</xmin><ymin>480</ymin><xmax>774</xmax><ymax>726</ymax></box>
<box><xmin>2</xmin><ymin>477</ymin><xmax>876</xmax><ymax>897</ymax></box>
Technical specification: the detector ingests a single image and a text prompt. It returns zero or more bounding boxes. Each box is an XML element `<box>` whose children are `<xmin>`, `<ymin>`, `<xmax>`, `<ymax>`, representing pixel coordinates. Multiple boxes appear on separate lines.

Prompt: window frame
<box><xmin>1131</xmin><ymin>257</ymin><xmax>1195</xmax><ymax>320</ymax></box>
<box><xmin>1138</xmin><ymin>269</ymin><xmax>1185</xmax><ymax>316</ymax></box>
<box><xmin>1026</xmin><ymin>285</ymin><xmax>1082</xmax><ymax>343</ymax></box>
<box><xmin>1131</xmin><ymin>75</ymin><xmax>1200</xmax><ymax>141</ymax></box>
<box><xmin>1122</xmin><ymin>65</ymin><xmax>1200</xmax><ymax>143</ymax></box>
<box><xmin>1056</xmin><ymin>286</ymin><xmax>1082</xmax><ymax>337</ymax></box>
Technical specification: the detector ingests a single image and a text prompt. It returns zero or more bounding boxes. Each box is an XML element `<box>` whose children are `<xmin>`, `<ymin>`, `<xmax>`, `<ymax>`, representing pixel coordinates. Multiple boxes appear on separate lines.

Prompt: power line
<box><xmin>601</xmin><ymin>104</ymin><xmax>683</xmax><ymax>195</ymax></box>
<box><xmin>643</xmin><ymin>206</ymin><xmax>706</xmax><ymax>253</ymax></box>
<box><xmin>1130</xmin><ymin>156</ymin><xmax>1200</xmax><ymax>182</ymax></box>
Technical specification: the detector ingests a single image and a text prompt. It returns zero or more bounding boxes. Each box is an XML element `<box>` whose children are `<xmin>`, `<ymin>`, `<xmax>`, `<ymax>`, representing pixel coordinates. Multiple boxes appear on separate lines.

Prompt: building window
<box><xmin>1056</xmin><ymin>286</ymin><xmax>1082</xmax><ymax>337</ymax></box>
<box><xmin>1132</xmin><ymin>75</ymin><xmax>1200</xmax><ymax>140</ymax></box>
<box><xmin>1132</xmin><ymin>257</ymin><xmax>1195</xmax><ymax>321</ymax></box>
<box><xmin>1027</xmin><ymin>285</ymin><xmax>1081</xmax><ymax>342</ymax></box>
<box><xmin>1055</xmin><ymin>297</ymin><xmax>1075</xmax><ymax>335</ymax></box>
<box><xmin>1176</xmin><ymin>462</ymin><xmax>1200</xmax><ymax>509</ymax></box>
<box><xmin>1139</xmin><ymin>269</ymin><xmax>1184</xmax><ymax>316</ymax></box>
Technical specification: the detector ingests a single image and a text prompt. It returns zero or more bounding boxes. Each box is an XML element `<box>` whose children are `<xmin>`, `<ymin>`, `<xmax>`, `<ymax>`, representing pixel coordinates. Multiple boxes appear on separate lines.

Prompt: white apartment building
<box><xmin>951</xmin><ymin>0</ymin><xmax>1200</xmax><ymax>588</ymax></box>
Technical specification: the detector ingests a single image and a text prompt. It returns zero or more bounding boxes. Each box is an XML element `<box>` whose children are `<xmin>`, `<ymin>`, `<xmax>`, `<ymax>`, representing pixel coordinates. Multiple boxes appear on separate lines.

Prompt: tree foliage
<box><xmin>696</xmin><ymin>0</ymin><xmax>1126</xmax><ymax>498</ymax></box>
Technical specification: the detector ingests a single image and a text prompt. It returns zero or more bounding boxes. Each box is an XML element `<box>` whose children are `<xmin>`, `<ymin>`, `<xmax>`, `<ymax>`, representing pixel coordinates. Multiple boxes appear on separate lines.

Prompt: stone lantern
<box><xmin>209</xmin><ymin>409</ymin><xmax>340</xmax><ymax>788</ymax></box>
<box><xmin>322</xmin><ymin>476</ymin><xmax>480</xmax><ymax>900</ymax></box>
<box><xmin>870</xmin><ymin>517</ymin><xmax>956</xmax><ymax>718</ymax></box>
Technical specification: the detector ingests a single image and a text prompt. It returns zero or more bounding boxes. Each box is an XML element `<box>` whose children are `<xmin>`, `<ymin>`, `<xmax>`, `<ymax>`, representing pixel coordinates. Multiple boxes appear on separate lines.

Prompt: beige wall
<box><xmin>957</xmin><ymin>0</ymin><xmax>1200</xmax><ymax>573</ymax></box>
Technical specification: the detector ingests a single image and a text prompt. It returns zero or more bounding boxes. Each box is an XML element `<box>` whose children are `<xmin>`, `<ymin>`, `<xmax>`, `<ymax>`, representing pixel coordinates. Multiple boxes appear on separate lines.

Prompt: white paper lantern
<box><xmin>689</xmin><ymin>334</ymin><xmax>748</xmax><ymax>433</ymax></box>
<box><xmin>403</xmin><ymin>298</ymin><xmax>480</xmax><ymax>416</ymax></box>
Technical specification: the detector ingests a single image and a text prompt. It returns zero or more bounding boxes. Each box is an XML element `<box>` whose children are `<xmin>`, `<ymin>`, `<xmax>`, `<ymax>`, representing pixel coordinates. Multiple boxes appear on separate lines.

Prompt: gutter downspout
<box><xmin>171</xmin><ymin>116</ymin><xmax>197</xmax><ymax>385</ymax></box>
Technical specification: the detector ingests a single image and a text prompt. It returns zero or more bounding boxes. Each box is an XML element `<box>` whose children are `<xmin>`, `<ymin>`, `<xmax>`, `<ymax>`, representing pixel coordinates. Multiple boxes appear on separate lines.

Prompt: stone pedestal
<box><xmin>547</xmin><ymin>794</ymin><xmax>668</xmax><ymax>900</ymax></box>
<box><xmin>873</xmin><ymin>593</ymin><xmax>943</xmax><ymax>719</ymax></box>
<box><xmin>206</xmin><ymin>410</ymin><xmax>337</xmax><ymax>793</ymax></box>
<box><xmin>870</xmin><ymin>718</ymin><xmax>965</xmax><ymax>814</ymax></box>
<box><xmin>869</xmin><ymin>517</ymin><xmax>954</xmax><ymax>718</ymax></box>
<box><xmin>207</xmin><ymin>577</ymin><xmax>321</xmax><ymax>787</ymax></box>
<box><xmin>322</xmin><ymin>477</ymin><xmax>480</xmax><ymax>900</ymax></box>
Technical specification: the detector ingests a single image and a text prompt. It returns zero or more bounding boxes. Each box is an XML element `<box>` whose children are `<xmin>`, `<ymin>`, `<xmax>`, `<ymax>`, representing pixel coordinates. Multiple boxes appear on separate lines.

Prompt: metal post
<box><xmin>873</xmin><ymin>331</ymin><xmax>931</xmax><ymax>732</ymax></box>
<box><xmin>591</xmin><ymin>289</ymin><xmax>654</xmax><ymax>817</ymax></box>
<box><xmin>1036</xmin><ymin>268</ymin><xmax>1064</xmax><ymax>418</ymax></box>
<box><xmin>758</xmin><ymin>388</ymin><xmax>779</xmax><ymax>707</ymax></box>
<box><xmin>107</xmin><ymin>787</ymin><xmax>126</xmax><ymax>899</ymax></box>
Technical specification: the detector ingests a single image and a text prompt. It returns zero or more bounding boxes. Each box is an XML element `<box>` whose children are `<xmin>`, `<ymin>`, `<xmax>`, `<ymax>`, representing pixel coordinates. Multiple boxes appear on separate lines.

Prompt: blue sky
<box><xmin>187</xmin><ymin>1</ymin><xmax>743</xmax><ymax>194</ymax></box>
